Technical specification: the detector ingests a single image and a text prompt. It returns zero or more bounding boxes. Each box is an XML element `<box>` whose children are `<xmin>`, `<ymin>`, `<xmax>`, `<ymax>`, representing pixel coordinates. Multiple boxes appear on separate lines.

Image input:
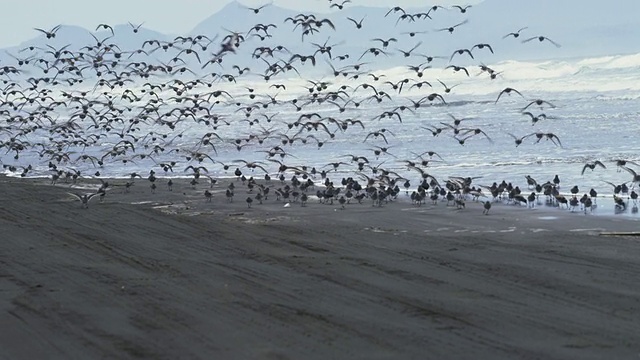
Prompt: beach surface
<box><xmin>1</xmin><ymin>175</ymin><xmax>640</xmax><ymax>359</ymax></box>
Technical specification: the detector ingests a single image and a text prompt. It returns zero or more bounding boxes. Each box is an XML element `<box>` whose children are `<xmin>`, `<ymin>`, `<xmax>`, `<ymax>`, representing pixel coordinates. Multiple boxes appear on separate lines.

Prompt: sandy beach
<box><xmin>1</xmin><ymin>174</ymin><xmax>640</xmax><ymax>359</ymax></box>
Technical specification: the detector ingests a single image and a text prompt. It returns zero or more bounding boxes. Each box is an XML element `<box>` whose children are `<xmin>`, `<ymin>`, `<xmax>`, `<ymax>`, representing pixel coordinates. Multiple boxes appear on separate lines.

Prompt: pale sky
<box><xmin>1</xmin><ymin>0</ymin><xmax>481</xmax><ymax>48</ymax></box>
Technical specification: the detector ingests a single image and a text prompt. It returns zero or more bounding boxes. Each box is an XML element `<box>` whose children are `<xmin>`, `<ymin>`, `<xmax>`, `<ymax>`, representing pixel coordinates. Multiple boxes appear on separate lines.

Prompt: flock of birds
<box><xmin>1</xmin><ymin>1</ymin><xmax>639</xmax><ymax>216</ymax></box>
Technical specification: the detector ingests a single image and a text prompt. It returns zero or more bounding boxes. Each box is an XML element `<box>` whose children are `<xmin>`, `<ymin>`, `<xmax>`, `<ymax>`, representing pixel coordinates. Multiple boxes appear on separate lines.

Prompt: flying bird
<box><xmin>503</xmin><ymin>27</ymin><xmax>528</xmax><ymax>39</ymax></box>
<box><xmin>242</xmin><ymin>2</ymin><xmax>272</xmax><ymax>14</ymax></box>
<box><xmin>68</xmin><ymin>192</ymin><xmax>102</xmax><ymax>209</ymax></box>
<box><xmin>347</xmin><ymin>16</ymin><xmax>365</xmax><ymax>29</ymax></box>
<box><xmin>495</xmin><ymin>87</ymin><xmax>524</xmax><ymax>103</ymax></box>
<box><xmin>34</xmin><ymin>25</ymin><xmax>62</xmax><ymax>39</ymax></box>
<box><xmin>581</xmin><ymin>161</ymin><xmax>606</xmax><ymax>175</ymax></box>
<box><xmin>128</xmin><ymin>22</ymin><xmax>144</xmax><ymax>33</ymax></box>
<box><xmin>522</xmin><ymin>35</ymin><xmax>561</xmax><ymax>48</ymax></box>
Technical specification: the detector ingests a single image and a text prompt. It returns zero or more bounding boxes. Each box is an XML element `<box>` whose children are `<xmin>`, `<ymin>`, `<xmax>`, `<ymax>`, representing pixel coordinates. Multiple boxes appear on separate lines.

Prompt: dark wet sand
<box><xmin>1</xmin><ymin>175</ymin><xmax>640</xmax><ymax>360</ymax></box>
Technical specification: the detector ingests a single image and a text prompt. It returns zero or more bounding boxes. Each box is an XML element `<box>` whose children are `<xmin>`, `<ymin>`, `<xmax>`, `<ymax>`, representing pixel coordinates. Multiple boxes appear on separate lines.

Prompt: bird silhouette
<box><xmin>581</xmin><ymin>161</ymin><xmax>606</xmax><ymax>175</ymax></box>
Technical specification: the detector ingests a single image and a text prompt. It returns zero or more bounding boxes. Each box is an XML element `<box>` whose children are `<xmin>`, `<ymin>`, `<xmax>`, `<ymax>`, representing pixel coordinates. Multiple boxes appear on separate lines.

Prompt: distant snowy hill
<box><xmin>1</xmin><ymin>0</ymin><xmax>638</xmax><ymax>71</ymax></box>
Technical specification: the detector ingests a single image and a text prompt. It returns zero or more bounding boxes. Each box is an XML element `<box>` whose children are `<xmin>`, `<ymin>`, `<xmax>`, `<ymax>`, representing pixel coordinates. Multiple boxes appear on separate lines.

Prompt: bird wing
<box><xmin>621</xmin><ymin>166</ymin><xmax>637</xmax><ymax>177</ymax></box>
<box><xmin>67</xmin><ymin>192</ymin><xmax>83</xmax><ymax>201</ymax></box>
<box><xmin>581</xmin><ymin>164</ymin><xmax>589</xmax><ymax>175</ymax></box>
<box><xmin>545</xmin><ymin>37</ymin><xmax>562</xmax><ymax>48</ymax></box>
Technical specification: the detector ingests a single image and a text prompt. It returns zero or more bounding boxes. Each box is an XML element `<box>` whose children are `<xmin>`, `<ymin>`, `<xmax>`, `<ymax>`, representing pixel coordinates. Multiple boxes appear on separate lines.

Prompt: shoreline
<box><xmin>2</xmin><ymin>175</ymin><xmax>640</xmax><ymax>359</ymax></box>
<box><xmin>6</xmin><ymin>173</ymin><xmax>640</xmax><ymax>220</ymax></box>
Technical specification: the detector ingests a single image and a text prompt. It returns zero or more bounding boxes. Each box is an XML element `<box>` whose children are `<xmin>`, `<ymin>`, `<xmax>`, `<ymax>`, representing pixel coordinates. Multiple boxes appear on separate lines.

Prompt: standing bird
<box><xmin>338</xmin><ymin>196</ymin><xmax>347</xmax><ymax>209</ymax></box>
<box><xmin>482</xmin><ymin>201</ymin><xmax>491</xmax><ymax>215</ymax></box>
<box><xmin>589</xmin><ymin>188</ymin><xmax>598</xmax><ymax>204</ymax></box>
<box><xmin>583</xmin><ymin>196</ymin><xmax>593</xmax><ymax>214</ymax></box>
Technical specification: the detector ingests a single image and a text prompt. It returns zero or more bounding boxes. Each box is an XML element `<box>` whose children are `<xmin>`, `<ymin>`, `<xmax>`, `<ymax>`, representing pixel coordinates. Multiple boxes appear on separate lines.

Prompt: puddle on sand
<box><xmin>538</xmin><ymin>216</ymin><xmax>558</xmax><ymax>220</ymax></box>
<box><xmin>569</xmin><ymin>228</ymin><xmax>606</xmax><ymax>232</ymax></box>
<box><xmin>530</xmin><ymin>228</ymin><xmax>550</xmax><ymax>233</ymax></box>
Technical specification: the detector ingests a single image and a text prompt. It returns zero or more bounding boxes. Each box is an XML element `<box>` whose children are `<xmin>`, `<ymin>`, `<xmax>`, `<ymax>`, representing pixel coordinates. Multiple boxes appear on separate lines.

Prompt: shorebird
<box><xmin>583</xmin><ymin>195</ymin><xmax>593</xmax><ymax>214</ymax></box>
<box><xmin>450</xmin><ymin>48</ymin><xmax>474</xmax><ymax>62</ymax></box>
<box><xmin>451</xmin><ymin>5</ymin><xmax>472</xmax><ymax>13</ymax></box>
<box><xmin>613</xmin><ymin>195</ymin><xmax>626</xmax><ymax>211</ymax></box>
<box><xmin>242</xmin><ymin>2</ymin><xmax>272</xmax><ymax>14</ymax></box>
<box><xmin>525</xmin><ymin>175</ymin><xmax>538</xmax><ymax>189</ymax></box>
<box><xmin>589</xmin><ymin>188</ymin><xmax>598</xmax><ymax>204</ymax></box>
<box><xmin>482</xmin><ymin>201</ymin><xmax>491</xmax><ymax>215</ymax></box>
<box><xmin>521</xmin><ymin>112</ymin><xmax>549</xmax><ymax>125</ymax></box>
<box><xmin>507</xmin><ymin>132</ymin><xmax>534</xmax><ymax>147</ymax></box>
<box><xmin>446</xmin><ymin>65</ymin><xmax>470</xmax><ymax>76</ymax></box>
<box><xmin>68</xmin><ymin>192</ymin><xmax>101</xmax><ymax>209</ymax></box>
<box><xmin>128</xmin><ymin>22</ymin><xmax>144</xmax><ymax>33</ymax></box>
<box><xmin>437</xmin><ymin>20</ymin><xmax>469</xmax><ymax>34</ymax></box>
<box><xmin>522</xmin><ymin>35</ymin><xmax>561</xmax><ymax>48</ymax></box>
<box><xmin>471</xmin><ymin>43</ymin><xmax>494</xmax><ymax>54</ymax></box>
<box><xmin>603</xmin><ymin>181</ymin><xmax>625</xmax><ymax>196</ymax></box>
<box><xmin>570</xmin><ymin>185</ymin><xmax>579</xmax><ymax>196</ymax></box>
<box><xmin>522</xmin><ymin>99</ymin><xmax>556</xmax><ymax>111</ymax></box>
<box><xmin>331</xmin><ymin>0</ymin><xmax>352</xmax><ymax>10</ymax></box>
<box><xmin>503</xmin><ymin>27</ymin><xmax>528</xmax><ymax>39</ymax></box>
<box><xmin>338</xmin><ymin>196</ymin><xmax>346</xmax><ymax>209</ymax></box>
<box><xmin>614</xmin><ymin>160</ymin><xmax>639</xmax><ymax>172</ymax></box>
<box><xmin>347</xmin><ymin>16</ymin><xmax>365</xmax><ymax>29</ymax></box>
<box><xmin>34</xmin><ymin>25</ymin><xmax>62</xmax><ymax>39</ymax></box>
<box><xmin>621</xmin><ymin>166</ymin><xmax>640</xmax><ymax>184</ymax></box>
<box><xmin>495</xmin><ymin>87</ymin><xmax>524</xmax><ymax>103</ymax></box>
<box><xmin>581</xmin><ymin>161</ymin><xmax>606</xmax><ymax>175</ymax></box>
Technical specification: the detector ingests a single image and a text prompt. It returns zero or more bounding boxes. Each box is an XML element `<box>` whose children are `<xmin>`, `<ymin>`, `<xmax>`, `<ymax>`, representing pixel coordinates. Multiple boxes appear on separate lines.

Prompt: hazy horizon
<box><xmin>1</xmin><ymin>0</ymin><xmax>483</xmax><ymax>48</ymax></box>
